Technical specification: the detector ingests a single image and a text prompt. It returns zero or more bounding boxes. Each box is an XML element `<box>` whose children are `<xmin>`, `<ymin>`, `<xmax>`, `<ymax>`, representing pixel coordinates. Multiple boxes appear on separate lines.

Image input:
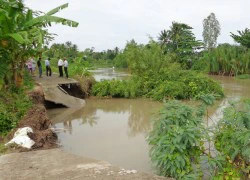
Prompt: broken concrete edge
<box><xmin>1</xmin><ymin>76</ymin><xmax>171</xmax><ymax>179</ymax></box>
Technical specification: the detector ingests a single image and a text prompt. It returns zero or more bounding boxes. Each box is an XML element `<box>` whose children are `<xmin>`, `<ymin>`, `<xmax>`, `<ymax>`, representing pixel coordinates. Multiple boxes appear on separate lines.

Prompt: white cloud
<box><xmin>24</xmin><ymin>0</ymin><xmax>250</xmax><ymax>51</ymax></box>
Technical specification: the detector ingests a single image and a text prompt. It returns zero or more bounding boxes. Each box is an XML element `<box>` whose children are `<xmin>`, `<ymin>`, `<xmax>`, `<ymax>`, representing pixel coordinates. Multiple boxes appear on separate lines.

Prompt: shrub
<box><xmin>213</xmin><ymin>100</ymin><xmax>250</xmax><ymax>179</ymax></box>
<box><xmin>91</xmin><ymin>70</ymin><xmax>224</xmax><ymax>101</ymax></box>
<box><xmin>0</xmin><ymin>90</ymin><xmax>32</xmax><ymax>136</ymax></box>
<box><xmin>147</xmin><ymin>100</ymin><xmax>205</xmax><ymax>179</ymax></box>
<box><xmin>91</xmin><ymin>41</ymin><xmax>224</xmax><ymax>100</ymax></box>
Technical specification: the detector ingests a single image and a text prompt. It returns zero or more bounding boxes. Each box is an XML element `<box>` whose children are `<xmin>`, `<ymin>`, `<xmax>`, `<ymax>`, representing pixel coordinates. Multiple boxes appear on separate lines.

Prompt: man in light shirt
<box><xmin>45</xmin><ymin>58</ymin><xmax>52</xmax><ymax>76</ymax></box>
<box><xmin>63</xmin><ymin>58</ymin><xmax>69</xmax><ymax>79</ymax></box>
<box><xmin>58</xmin><ymin>58</ymin><xmax>64</xmax><ymax>77</ymax></box>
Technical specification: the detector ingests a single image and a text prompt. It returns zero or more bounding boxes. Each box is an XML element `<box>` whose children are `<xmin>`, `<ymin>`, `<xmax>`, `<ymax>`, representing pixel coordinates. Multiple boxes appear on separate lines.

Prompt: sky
<box><xmin>24</xmin><ymin>0</ymin><xmax>250</xmax><ymax>51</ymax></box>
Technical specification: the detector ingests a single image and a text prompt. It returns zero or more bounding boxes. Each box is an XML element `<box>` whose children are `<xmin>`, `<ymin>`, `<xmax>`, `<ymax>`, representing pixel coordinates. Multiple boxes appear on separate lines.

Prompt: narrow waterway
<box><xmin>49</xmin><ymin>98</ymin><xmax>162</xmax><ymax>172</ymax></box>
<box><xmin>48</xmin><ymin>69</ymin><xmax>250</xmax><ymax>173</ymax></box>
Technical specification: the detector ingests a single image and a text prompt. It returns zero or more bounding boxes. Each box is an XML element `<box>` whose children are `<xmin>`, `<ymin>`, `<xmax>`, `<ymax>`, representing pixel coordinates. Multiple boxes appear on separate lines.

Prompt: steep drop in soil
<box><xmin>8</xmin><ymin>84</ymin><xmax>57</xmax><ymax>150</ymax></box>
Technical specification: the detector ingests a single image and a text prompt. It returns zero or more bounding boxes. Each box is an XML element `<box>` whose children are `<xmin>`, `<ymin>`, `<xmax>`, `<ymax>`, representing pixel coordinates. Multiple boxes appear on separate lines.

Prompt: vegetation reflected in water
<box><xmin>49</xmin><ymin>98</ymin><xmax>162</xmax><ymax>172</ymax></box>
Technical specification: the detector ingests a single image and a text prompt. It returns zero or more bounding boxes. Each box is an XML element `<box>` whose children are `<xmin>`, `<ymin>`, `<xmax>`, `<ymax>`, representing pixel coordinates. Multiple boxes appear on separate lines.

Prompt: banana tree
<box><xmin>0</xmin><ymin>1</ymin><xmax>79</xmax><ymax>87</ymax></box>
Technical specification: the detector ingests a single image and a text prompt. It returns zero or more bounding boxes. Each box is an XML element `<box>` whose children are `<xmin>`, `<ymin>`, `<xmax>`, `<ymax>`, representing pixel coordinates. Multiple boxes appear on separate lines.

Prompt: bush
<box><xmin>91</xmin><ymin>70</ymin><xmax>224</xmax><ymax>101</ymax></box>
<box><xmin>147</xmin><ymin>100</ymin><xmax>205</xmax><ymax>179</ymax></box>
<box><xmin>0</xmin><ymin>90</ymin><xmax>32</xmax><ymax>136</ymax></box>
<box><xmin>91</xmin><ymin>41</ymin><xmax>224</xmax><ymax>101</ymax></box>
<box><xmin>213</xmin><ymin>100</ymin><xmax>250</xmax><ymax>179</ymax></box>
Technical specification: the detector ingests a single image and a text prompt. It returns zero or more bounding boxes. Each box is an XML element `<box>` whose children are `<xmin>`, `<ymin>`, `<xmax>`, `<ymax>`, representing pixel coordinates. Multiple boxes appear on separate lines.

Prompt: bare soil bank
<box><xmin>7</xmin><ymin>84</ymin><xmax>57</xmax><ymax>151</ymax></box>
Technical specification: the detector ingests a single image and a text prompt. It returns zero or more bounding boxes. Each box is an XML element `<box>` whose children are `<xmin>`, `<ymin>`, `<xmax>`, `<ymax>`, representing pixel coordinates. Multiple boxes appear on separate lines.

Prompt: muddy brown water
<box><xmin>48</xmin><ymin>98</ymin><xmax>162</xmax><ymax>173</ymax></box>
<box><xmin>48</xmin><ymin>69</ymin><xmax>250</xmax><ymax>173</ymax></box>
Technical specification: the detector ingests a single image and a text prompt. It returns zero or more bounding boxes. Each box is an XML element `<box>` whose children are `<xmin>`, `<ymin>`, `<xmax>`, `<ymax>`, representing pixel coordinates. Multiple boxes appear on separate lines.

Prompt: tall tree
<box><xmin>231</xmin><ymin>28</ymin><xmax>250</xmax><ymax>48</ymax></box>
<box><xmin>202</xmin><ymin>13</ymin><xmax>220</xmax><ymax>49</ymax></box>
<box><xmin>158</xmin><ymin>22</ymin><xmax>202</xmax><ymax>67</ymax></box>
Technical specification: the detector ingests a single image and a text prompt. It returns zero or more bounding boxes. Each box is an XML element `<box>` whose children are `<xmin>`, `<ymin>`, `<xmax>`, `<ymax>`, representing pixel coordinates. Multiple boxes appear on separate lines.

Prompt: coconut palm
<box><xmin>158</xmin><ymin>22</ymin><xmax>203</xmax><ymax>68</ymax></box>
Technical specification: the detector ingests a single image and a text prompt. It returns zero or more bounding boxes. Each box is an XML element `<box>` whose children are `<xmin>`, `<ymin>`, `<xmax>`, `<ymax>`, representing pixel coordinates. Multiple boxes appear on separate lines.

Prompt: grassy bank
<box><xmin>0</xmin><ymin>71</ymin><xmax>34</xmax><ymax>137</ymax></box>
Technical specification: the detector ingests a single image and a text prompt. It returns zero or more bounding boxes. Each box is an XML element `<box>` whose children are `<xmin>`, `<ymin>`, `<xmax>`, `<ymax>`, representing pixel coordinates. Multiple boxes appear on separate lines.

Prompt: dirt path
<box><xmin>0</xmin><ymin>149</ymin><xmax>168</xmax><ymax>180</ymax></box>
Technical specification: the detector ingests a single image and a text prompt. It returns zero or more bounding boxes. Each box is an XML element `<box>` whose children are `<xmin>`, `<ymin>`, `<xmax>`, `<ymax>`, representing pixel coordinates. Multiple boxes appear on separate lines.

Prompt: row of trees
<box><xmin>44</xmin><ymin>42</ymin><xmax>120</xmax><ymax>61</ymax></box>
<box><xmin>0</xmin><ymin>0</ymin><xmax>78</xmax><ymax>88</ymax></box>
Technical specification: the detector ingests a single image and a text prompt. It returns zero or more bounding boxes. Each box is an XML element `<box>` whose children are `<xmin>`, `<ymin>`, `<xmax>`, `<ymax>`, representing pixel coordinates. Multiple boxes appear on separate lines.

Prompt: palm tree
<box><xmin>158</xmin><ymin>22</ymin><xmax>203</xmax><ymax>67</ymax></box>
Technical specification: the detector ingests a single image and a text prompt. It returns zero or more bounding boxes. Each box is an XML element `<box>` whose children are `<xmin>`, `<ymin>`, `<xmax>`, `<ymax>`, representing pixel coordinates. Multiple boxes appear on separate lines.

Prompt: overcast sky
<box><xmin>25</xmin><ymin>0</ymin><xmax>250</xmax><ymax>51</ymax></box>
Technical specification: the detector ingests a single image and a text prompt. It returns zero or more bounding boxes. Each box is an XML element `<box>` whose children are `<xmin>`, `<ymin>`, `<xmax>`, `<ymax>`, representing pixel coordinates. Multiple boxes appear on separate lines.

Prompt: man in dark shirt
<box><xmin>37</xmin><ymin>57</ymin><xmax>42</xmax><ymax>78</ymax></box>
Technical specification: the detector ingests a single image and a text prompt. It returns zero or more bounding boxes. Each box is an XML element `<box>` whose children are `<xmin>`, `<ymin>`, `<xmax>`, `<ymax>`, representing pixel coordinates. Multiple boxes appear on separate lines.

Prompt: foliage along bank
<box><xmin>192</xmin><ymin>43</ymin><xmax>250</xmax><ymax>76</ymax></box>
<box><xmin>0</xmin><ymin>71</ymin><xmax>33</xmax><ymax>136</ymax></box>
<box><xmin>0</xmin><ymin>1</ymin><xmax>78</xmax><ymax>136</ymax></box>
<box><xmin>148</xmin><ymin>99</ymin><xmax>250</xmax><ymax>179</ymax></box>
<box><xmin>92</xmin><ymin>40</ymin><xmax>224</xmax><ymax>100</ymax></box>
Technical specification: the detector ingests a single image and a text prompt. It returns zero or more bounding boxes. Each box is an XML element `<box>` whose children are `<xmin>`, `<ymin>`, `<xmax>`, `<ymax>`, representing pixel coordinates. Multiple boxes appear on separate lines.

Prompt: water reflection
<box><xmin>89</xmin><ymin>68</ymin><xmax>130</xmax><ymax>81</ymax></box>
<box><xmin>49</xmin><ymin>99</ymin><xmax>162</xmax><ymax>136</ymax></box>
<box><xmin>63</xmin><ymin>120</ymin><xmax>72</xmax><ymax>134</ymax></box>
<box><xmin>47</xmin><ymin>75</ymin><xmax>250</xmax><ymax>173</ymax></box>
<box><xmin>49</xmin><ymin>98</ymin><xmax>162</xmax><ymax>172</ymax></box>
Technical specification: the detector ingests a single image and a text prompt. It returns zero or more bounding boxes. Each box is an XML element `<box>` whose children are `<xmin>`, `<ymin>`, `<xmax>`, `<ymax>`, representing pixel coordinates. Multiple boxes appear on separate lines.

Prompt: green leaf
<box><xmin>6</xmin><ymin>32</ymin><xmax>29</xmax><ymax>44</ymax></box>
<box><xmin>25</xmin><ymin>15</ymin><xmax>79</xmax><ymax>28</ymax></box>
<box><xmin>46</xmin><ymin>3</ymin><xmax>69</xmax><ymax>16</ymax></box>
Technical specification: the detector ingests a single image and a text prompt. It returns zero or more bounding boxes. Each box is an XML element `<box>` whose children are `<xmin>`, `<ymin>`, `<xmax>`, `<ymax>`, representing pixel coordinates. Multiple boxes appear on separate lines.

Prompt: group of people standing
<box><xmin>57</xmin><ymin>58</ymin><xmax>68</xmax><ymax>78</ymax></box>
<box><xmin>36</xmin><ymin>57</ymin><xmax>51</xmax><ymax>78</ymax></box>
<box><xmin>26</xmin><ymin>57</ymin><xmax>69</xmax><ymax>78</ymax></box>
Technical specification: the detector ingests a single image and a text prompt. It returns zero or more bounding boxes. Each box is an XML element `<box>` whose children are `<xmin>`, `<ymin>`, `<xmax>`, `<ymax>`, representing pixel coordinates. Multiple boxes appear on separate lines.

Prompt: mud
<box><xmin>7</xmin><ymin>84</ymin><xmax>57</xmax><ymax>150</ymax></box>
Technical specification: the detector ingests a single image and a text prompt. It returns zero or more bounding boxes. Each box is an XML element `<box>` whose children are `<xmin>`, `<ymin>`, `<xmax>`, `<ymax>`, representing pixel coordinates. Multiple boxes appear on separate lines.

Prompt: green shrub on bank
<box><xmin>147</xmin><ymin>98</ymin><xmax>250</xmax><ymax>179</ymax></box>
<box><xmin>0</xmin><ymin>72</ymin><xmax>33</xmax><ymax>136</ymax></box>
<box><xmin>0</xmin><ymin>90</ymin><xmax>32</xmax><ymax>136</ymax></box>
<box><xmin>91</xmin><ymin>41</ymin><xmax>224</xmax><ymax>100</ymax></box>
<box><xmin>193</xmin><ymin>44</ymin><xmax>250</xmax><ymax>75</ymax></box>
<box><xmin>91</xmin><ymin>70</ymin><xmax>224</xmax><ymax>100</ymax></box>
<box><xmin>147</xmin><ymin>100</ymin><xmax>205</xmax><ymax>179</ymax></box>
<box><xmin>213</xmin><ymin>100</ymin><xmax>250</xmax><ymax>179</ymax></box>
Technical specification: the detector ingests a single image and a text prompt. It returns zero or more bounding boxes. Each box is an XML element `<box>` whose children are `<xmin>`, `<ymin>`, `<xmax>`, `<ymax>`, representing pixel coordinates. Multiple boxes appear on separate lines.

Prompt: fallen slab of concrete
<box><xmin>0</xmin><ymin>149</ymin><xmax>169</xmax><ymax>180</ymax></box>
<box><xmin>35</xmin><ymin>75</ymin><xmax>85</xmax><ymax>108</ymax></box>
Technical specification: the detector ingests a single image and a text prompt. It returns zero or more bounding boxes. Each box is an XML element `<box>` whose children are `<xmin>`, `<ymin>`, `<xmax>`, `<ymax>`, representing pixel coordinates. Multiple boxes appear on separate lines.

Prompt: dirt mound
<box><xmin>17</xmin><ymin>104</ymin><xmax>57</xmax><ymax>150</ymax></box>
<box><xmin>18</xmin><ymin>105</ymin><xmax>51</xmax><ymax>131</ymax></box>
<box><xmin>28</xmin><ymin>129</ymin><xmax>57</xmax><ymax>149</ymax></box>
<box><xmin>27</xmin><ymin>84</ymin><xmax>45</xmax><ymax>104</ymax></box>
<box><xmin>8</xmin><ymin>84</ymin><xmax>57</xmax><ymax>151</ymax></box>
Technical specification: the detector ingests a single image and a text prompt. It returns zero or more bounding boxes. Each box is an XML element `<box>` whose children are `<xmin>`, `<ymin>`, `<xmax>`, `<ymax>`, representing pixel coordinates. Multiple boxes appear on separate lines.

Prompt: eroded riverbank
<box><xmin>0</xmin><ymin>73</ymin><xmax>168</xmax><ymax>180</ymax></box>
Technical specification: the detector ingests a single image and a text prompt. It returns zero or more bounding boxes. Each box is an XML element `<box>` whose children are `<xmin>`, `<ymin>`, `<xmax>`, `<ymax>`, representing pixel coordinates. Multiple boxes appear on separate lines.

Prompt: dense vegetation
<box><xmin>193</xmin><ymin>44</ymin><xmax>250</xmax><ymax>75</ymax></box>
<box><xmin>214</xmin><ymin>100</ymin><xmax>250</xmax><ymax>179</ymax></box>
<box><xmin>0</xmin><ymin>1</ymin><xmax>78</xmax><ymax>135</ymax></box>
<box><xmin>92</xmin><ymin>40</ymin><xmax>224</xmax><ymax>100</ymax></box>
<box><xmin>0</xmin><ymin>1</ymin><xmax>78</xmax><ymax>88</ymax></box>
<box><xmin>148</xmin><ymin>99</ymin><xmax>250</xmax><ymax>179</ymax></box>
<box><xmin>0</xmin><ymin>71</ymin><xmax>33</xmax><ymax>136</ymax></box>
<box><xmin>1</xmin><ymin>2</ymin><xmax>249</xmax><ymax>179</ymax></box>
<box><xmin>148</xmin><ymin>100</ymin><xmax>205</xmax><ymax>179</ymax></box>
